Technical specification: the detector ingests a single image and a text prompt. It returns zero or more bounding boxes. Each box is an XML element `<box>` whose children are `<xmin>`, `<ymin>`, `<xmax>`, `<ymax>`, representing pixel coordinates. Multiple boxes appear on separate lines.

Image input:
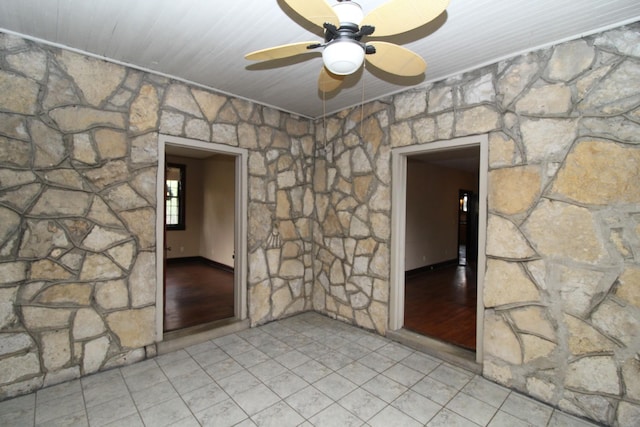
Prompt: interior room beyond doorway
<box><xmin>403</xmin><ymin>146</ymin><xmax>480</xmax><ymax>351</ymax></box>
<box><xmin>163</xmin><ymin>146</ymin><xmax>236</xmax><ymax>332</ymax></box>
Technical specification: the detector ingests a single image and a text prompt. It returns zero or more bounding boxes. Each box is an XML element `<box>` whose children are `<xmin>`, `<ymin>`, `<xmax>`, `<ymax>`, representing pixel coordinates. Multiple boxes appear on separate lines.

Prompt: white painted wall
<box><xmin>201</xmin><ymin>155</ymin><xmax>235</xmax><ymax>268</ymax></box>
<box><xmin>405</xmin><ymin>159</ymin><xmax>478</xmax><ymax>270</ymax></box>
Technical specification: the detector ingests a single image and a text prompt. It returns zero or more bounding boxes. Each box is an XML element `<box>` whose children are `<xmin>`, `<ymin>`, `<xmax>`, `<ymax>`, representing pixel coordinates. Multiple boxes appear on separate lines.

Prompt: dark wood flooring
<box><xmin>404</xmin><ymin>257</ymin><xmax>477</xmax><ymax>350</ymax></box>
<box><xmin>164</xmin><ymin>259</ymin><xmax>234</xmax><ymax>332</ymax></box>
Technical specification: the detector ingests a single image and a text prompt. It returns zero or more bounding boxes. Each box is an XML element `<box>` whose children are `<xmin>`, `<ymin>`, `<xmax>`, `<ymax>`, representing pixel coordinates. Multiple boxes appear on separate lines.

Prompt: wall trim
<box><xmin>390</xmin><ymin>135</ymin><xmax>488</xmax><ymax>365</ymax></box>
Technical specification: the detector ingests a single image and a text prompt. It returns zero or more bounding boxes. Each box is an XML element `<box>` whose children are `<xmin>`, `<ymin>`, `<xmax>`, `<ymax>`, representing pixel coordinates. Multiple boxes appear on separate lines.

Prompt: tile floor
<box><xmin>1</xmin><ymin>312</ymin><xmax>600</xmax><ymax>427</ymax></box>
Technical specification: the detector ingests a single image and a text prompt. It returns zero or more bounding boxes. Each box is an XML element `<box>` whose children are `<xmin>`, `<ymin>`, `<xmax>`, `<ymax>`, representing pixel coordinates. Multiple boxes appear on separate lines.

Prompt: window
<box><xmin>165</xmin><ymin>163</ymin><xmax>185</xmax><ymax>230</ymax></box>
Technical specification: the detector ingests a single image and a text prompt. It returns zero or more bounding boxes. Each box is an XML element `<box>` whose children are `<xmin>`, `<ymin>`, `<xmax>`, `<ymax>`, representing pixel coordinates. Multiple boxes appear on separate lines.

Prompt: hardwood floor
<box><xmin>164</xmin><ymin>259</ymin><xmax>234</xmax><ymax>332</ymax></box>
<box><xmin>404</xmin><ymin>258</ymin><xmax>477</xmax><ymax>350</ymax></box>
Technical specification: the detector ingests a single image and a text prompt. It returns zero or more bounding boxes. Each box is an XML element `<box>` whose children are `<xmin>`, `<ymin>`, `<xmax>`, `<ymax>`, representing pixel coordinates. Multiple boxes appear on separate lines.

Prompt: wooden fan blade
<box><xmin>318</xmin><ymin>67</ymin><xmax>345</xmax><ymax>92</ymax></box>
<box><xmin>282</xmin><ymin>0</ymin><xmax>338</xmax><ymax>29</ymax></box>
<box><xmin>245</xmin><ymin>42</ymin><xmax>319</xmax><ymax>61</ymax></box>
<box><xmin>363</xmin><ymin>0</ymin><xmax>449</xmax><ymax>37</ymax></box>
<box><xmin>366</xmin><ymin>42</ymin><xmax>426</xmax><ymax>76</ymax></box>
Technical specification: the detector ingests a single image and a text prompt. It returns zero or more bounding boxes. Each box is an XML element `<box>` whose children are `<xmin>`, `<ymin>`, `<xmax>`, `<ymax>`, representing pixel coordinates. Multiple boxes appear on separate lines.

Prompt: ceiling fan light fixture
<box><xmin>322</xmin><ymin>40</ymin><xmax>365</xmax><ymax>75</ymax></box>
<box><xmin>333</xmin><ymin>1</ymin><xmax>364</xmax><ymax>25</ymax></box>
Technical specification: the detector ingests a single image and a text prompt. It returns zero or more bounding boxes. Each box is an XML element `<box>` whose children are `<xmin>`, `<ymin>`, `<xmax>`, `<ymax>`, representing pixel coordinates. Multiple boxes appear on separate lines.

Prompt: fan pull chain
<box><xmin>360</xmin><ymin>62</ymin><xmax>366</xmax><ymax>138</ymax></box>
<box><xmin>322</xmin><ymin>89</ymin><xmax>327</xmax><ymax>150</ymax></box>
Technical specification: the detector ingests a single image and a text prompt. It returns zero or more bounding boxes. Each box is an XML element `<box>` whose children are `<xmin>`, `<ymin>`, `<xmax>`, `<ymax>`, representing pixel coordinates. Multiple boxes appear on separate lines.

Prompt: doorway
<box><xmin>457</xmin><ymin>189</ymin><xmax>479</xmax><ymax>267</ymax></box>
<box><xmin>390</xmin><ymin>135</ymin><xmax>488</xmax><ymax>363</ymax></box>
<box><xmin>156</xmin><ymin>135</ymin><xmax>248</xmax><ymax>340</ymax></box>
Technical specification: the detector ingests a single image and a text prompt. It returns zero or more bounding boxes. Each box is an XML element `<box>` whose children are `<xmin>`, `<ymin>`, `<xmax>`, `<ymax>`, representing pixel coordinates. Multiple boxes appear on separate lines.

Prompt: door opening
<box><xmin>163</xmin><ymin>152</ymin><xmax>235</xmax><ymax>332</ymax></box>
<box><xmin>390</xmin><ymin>135</ymin><xmax>488</xmax><ymax>364</ymax></box>
<box><xmin>156</xmin><ymin>135</ymin><xmax>248</xmax><ymax>341</ymax></box>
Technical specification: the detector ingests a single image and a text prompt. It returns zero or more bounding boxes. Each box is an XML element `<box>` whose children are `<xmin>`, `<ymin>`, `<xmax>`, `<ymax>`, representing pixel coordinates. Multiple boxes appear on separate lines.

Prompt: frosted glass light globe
<box><xmin>322</xmin><ymin>40</ymin><xmax>365</xmax><ymax>75</ymax></box>
<box><xmin>333</xmin><ymin>1</ymin><xmax>364</xmax><ymax>25</ymax></box>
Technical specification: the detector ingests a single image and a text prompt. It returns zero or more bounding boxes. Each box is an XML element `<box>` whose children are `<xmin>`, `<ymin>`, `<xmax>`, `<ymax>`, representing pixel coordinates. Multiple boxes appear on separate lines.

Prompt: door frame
<box><xmin>155</xmin><ymin>134</ymin><xmax>248</xmax><ymax>341</ymax></box>
<box><xmin>389</xmin><ymin>135</ymin><xmax>488</xmax><ymax>364</ymax></box>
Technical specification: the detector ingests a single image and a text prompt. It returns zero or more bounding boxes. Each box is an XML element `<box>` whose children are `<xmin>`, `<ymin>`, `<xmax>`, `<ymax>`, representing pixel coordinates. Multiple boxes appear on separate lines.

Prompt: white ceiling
<box><xmin>1</xmin><ymin>0</ymin><xmax>639</xmax><ymax>119</ymax></box>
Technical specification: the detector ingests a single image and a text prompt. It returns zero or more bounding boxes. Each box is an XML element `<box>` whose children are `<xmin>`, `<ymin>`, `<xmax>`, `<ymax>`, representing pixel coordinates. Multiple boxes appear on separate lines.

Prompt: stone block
<box><xmin>552</xmin><ymin>140</ymin><xmax>640</xmax><ymax>205</ymax></box>
<box><xmin>19</xmin><ymin>220</ymin><xmax>69</xmax><ymax>258</ymax></box>
<box><xmin>463</xmin><ymin>73</ymin><xmax>495</xmax><ymax>105</ymax></box>
<box><xmin>56</xmin><ymin>50</ymin><xmax>125</xmax><ymax>106</ymax></box>
<box><xmin>428</xmin><ymin>86</ymin><xmax>453</xmax><ymax>113</ymax></box>
<box><xmin>42</xmin><ymin>329</ymin><xmax>71</xmax><ymax>370</ymax></box>
<box><xmin>129</xmin><ymin>83</ymin><xmax>159</xmax><ymax>133</ymax></box>
<box><xmin>249</xmin><ymin>280</ymin><xmax>271</xmax><ymax>324</ymax></box>
<box><xmin>617</xmin><ymin>402</ymin><xmax>640</xmax><ymax>427</ymax></box>
<box><xmin>390</xmin><ymin>122</ymin><xmax>412</xmax><ymax>148</ymax></box>
<box><xmin>81</xmin><ymin>225</ymin><xmax>129</xmax><ymax>252</ymax></box>
<box><xmin>497</xmin><ymin>53</ymin><xmax>540</xmax><ymax>107</ymax></box>
<box><xmin>579</xmin><ymin>60</ymin><xmax>640</xmax><ymax>115</ymax></box>
<box><xmin>49</xmin><ymin>106</ymin><xmax>126</xmax><ymax>132</ymax></box>
<box><xmin>119</xmin><ymin>208</ymin><xmax>155</xmax><ymax>250</ymax></box>
<box><xmin>489</xmin><ymin>166</ymin><xmax>541</xmax><ymax>215</ymax></box>
<box><xmin>510</xmin><ymin>306</ymin><xmax>555</xmax><ymax>341</ymax></box>
<box><xmin>31</xmin><ymin>120</ymin><xmax>66</xmax><ymax>168</ymax></box>
<box><xmin>22</xmin><ymin>307</ymin><xmax>71</xmax><ymax>329</ymax></box>
<box><xmin>483</xmin><ymin>311</ymin><xmax>522</xmax><ymax>365</ymax></box>
<box><xmin>159</xmin><ymin>110</ymin><xmax>185</xmax><ymax>135</ymax></box>
<box><xmin>394</xmin><ymin>91</ymin><xmax>427</xmax><ymax>120</ymax></box>
<box><xmin>0</xmin><ymin>70</ymin><xmax>39</xmax><ymax>114</ymax></box>
<box><xmin>546</xmin><ymin>40</ymin><xmax>595</xmax><ymax>81</ymax></box>
<box><xmin>0</xmin><ymin>352</ymin><xmax>40</xmax><ymax>384</ymax></box>
<box><xmin>192</xmin><ymin>89</ymin><xmax>227</xmax><ymax>122</ymax></box>
<box><xmin>594</xmin><ymin>26</ymin><xmax>640</xmax><ymax>57</ymax></box>
<box><xmin>0</xmin><ymin>333</ymin><xmax>34</xmax><ymax>356</ymax></box>
<box><xmin>37</xmin><ymin>283</ymin><xmax>92</xmax><ymax>306</ymax></box>
<box><xmin>212</xmin><ymin>123</ymin><xmax>238</xmax><ymax>146</ymax></box>
<box><xmin>164</xmin><ymin>84</ymin><xmax>203</xmax><ymax>117</ymax></box>
<box><xmin>523</xmin><ymin>200</ymin><xmax>606</xmax><ymax>264</ymax></box>
<box><xmin>30</xmin><ymin>259</ymin><xmax>73</xmax><ymax>281</ymax></box>
<box><xmin>556</xmin><ymin>265</ymin><xmax>607</xmax><ymax>317</ymax></box>
<box><xmin>520</xmin><ymin>118</ymin><xmax>577</xmax><ymax>162</ymax></box>
<box><xmin>591</xmin><ymin>298</ymin><xmax>639</xmax><ymax>347</ymax></box>
<box><xmin>6</xmin><ymin>50</ymin><xmax>47</xmax><ymax>81</ymax></box>
<box><xmin>0</xmin><ymin>261</ymin><xmax>26</xmax><ymax>284</ymax></box>
<box><xmin>563</xmin><ymin>314</ymin><xmax>616</xmax><ymax>355</ymax></box>
<box><xmin>130</xmin><ymin>252</ymin><xmax>157</xmax><ymax>307</ymax></box>
<box><xmin>95</xmin><ymin>280</ymin><xmax>129</xmax><ymax>310</ymax></box>
<box><xmin>107</xmin><ymin>241</ymin><xmax>136</xmax><ymax>271</ymax></box>
<box><xmin>80</xmin><ymin>253</ymin><xmax>123</xmax><ymax>281</ymax></box>
<box><xmin>566</xmin><ymin>356</ymin><xmax>620</xmax><ymax>395</ymax></box>
<box><xmin>83</xmin><ymin>336</ymin><xmax>110</xmax><ymax>375</ymax></box>
<box><xmin>622</xmin><ymin>357</ymin><xmax>640</xmax><ymax>401</ymax></box>
<box><xmin>456</xmin><ymin>106</ymin><xmax>500</xmax><ymax>136</ymax></box>
<box><xmin>30</xmin><ymin>188</ymin><xmax>91</xmax><ymax>217</ymax></box>
<box><xmin>106</xmin><ymin>307</ymin><xmax>156</xmax><ymax>349</ymax></box>
<box><xmin>73</xmin><ymin>308</ymin><xmax>106</xmax><ymax>340</ymax></box>
<box><xmin>185</xmin><ymin>118</ymin><xmax>210</xmax><ymax>141</ymax></box>
<box><xmin>94</xmin><ymin>129</ymin><xmax>127</xmax><ymax>160</ymax></box>
<box><xmin>484</xmin><ymin>260</ymin><xmax>540</xmax><ymax>307</ymax></box>
<box><xmin>486</xmin><ymin>215</ymin><xmax>536</xmax><ymax>259</ymax></box>
<box><xmin>616</xmin><ymin>266</ymin><xmax>640</xmax><ymax>308</ymax></box>
<box><xmin>521</xmin><ymin>335</ymin><xmax>556</xmax><ymax>363</ymax></box>
<box><xmin>516</xmin><ymin>83</ymin><xmax>572</xmax><ymax>115</ymax></box>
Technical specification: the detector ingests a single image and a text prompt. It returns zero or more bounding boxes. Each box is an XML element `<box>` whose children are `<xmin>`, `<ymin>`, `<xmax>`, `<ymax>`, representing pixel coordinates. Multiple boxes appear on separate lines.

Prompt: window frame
<box><xmin>165</xmin><ymin>162</ymin><xmax>186</xmax><ymax>231</ymax></box>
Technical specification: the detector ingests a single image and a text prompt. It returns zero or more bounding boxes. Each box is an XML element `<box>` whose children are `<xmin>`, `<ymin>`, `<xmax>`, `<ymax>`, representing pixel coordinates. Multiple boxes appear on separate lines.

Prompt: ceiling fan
<box><xmin>245</xmin><ymin>0</ymin><xmax>450</xmax><ymax>92</ymax></box>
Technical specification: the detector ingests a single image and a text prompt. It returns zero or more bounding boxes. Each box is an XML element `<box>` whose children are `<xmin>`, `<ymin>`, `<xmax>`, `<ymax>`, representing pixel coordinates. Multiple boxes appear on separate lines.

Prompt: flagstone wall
<box><xmin>0</xmin><ymin>32</ymin><xmax>314</xmax><ymax>399</ymax></box>
<box><xmin>313</xmin><ymin>23</ymin><xmax>640</xmax><ymax>426</ymax></box>
<box><xmin>0</xmin><ymin>21</ymin><xmax>639</xmax><ymax>426</ymax></box>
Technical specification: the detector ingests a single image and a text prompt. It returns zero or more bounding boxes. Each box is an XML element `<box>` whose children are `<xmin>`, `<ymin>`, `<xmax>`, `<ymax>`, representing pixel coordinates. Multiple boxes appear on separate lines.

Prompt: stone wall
<box><xmin>313</xmin><ymin>23</ymin><xmax>640</xmax><ymax>426</ymax></box>
<box><xmin>0</xmin><ymin>32</ymin><xmax>314</xmax><ymax>399</ymax></box>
